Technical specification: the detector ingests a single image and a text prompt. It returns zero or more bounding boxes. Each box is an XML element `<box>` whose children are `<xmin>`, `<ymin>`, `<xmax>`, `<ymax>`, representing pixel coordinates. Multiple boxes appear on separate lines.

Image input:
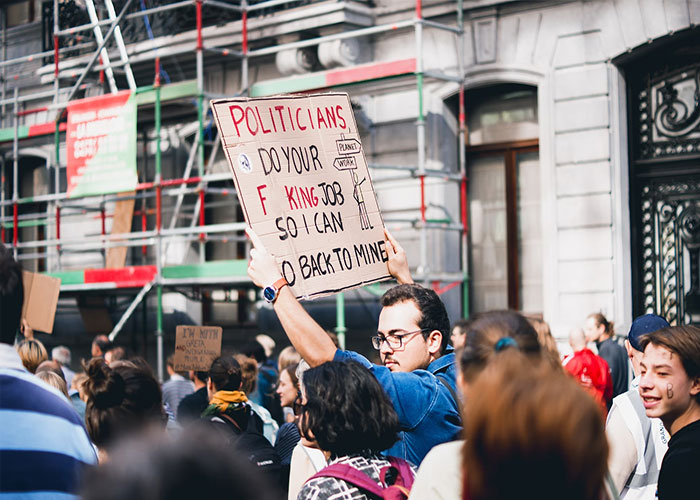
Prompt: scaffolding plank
<box><xmin>250</xmin><ymin>58</ymin><xmax>417</xmax><ymax>96</ymax></box>
<box><xmin>85</xmin><ymin>265</ymin><xmax>157</xmax><ymax>285</ymax></box>
<box><xmin>134</xmin><ymin>80</ymin><xmax>198</xmax><ymax>105</ymax></box>
<box><xmin>162</xmin><ymin>259</ymin><xmax>248</xmax><ymax>279</ymax></box>
<box><xmin>105</xmin><ymin>193</ymin><xmax>136</xmax><ymax>268</ymax></box>
<box><xmin>46</xmin><ymin>270</ymin><xmax>85</xmax><ymax>285</ymax></box>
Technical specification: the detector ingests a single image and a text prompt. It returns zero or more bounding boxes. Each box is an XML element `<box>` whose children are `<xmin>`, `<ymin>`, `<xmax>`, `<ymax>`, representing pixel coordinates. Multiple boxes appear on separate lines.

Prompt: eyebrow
<box><xmin>378</xmin><ymin>329</ymin><xmax>412</xmax><ymax>336</ymax></box>
<box><xmin>641</xmin><ymin>362</ymin><xmax>674</xmax><ymax>371</ymax></box>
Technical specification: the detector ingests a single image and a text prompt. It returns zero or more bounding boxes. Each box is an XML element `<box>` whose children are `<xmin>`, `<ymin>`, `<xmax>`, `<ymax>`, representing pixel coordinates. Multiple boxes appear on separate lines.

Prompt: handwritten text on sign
<box><xmin>173</xmin><ymin>325</ymin><xmax>222</xmax><ymax>372</ymax></box>
<box><xmin>211</xmin><ymin>94</ymin><xmax>390</xmax><ymax>299</ymax></box>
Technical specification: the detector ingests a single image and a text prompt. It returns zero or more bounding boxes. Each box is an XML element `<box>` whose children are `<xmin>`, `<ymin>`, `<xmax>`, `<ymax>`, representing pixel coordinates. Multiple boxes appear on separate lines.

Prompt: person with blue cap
<box><xmin>605</xmin><ymin>314</ymin><xmax>671</xmax><ymax>500</ymax></box>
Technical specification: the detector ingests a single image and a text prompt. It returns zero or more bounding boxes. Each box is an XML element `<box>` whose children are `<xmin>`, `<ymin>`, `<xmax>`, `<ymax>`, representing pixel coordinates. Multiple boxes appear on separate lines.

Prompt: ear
<box><xmin>690</xmin><ymin>377</ymin><xmax>700</xmax><ymax>397</ymax></box>
<box><xmin>426</xmin><ymin>330</ymin><xmax>442</xmax><ymax>356</ymax></box>
<box><xmin>625</xmin><ymin>340</ymin><xmax>635</xmax><ymax>360</ymax></box>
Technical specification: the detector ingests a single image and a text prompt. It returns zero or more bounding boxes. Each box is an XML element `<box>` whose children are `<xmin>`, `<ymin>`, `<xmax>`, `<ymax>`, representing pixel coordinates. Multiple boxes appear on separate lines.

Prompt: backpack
<box><xmin>309</xmin><ymin>456</ymin><xmax>415</xmax><ymax>500</ymax></box>
<box><xmin>210</xmin><ymin>406</ymin><xmax>282</xmax><ymax>480</ymax></box>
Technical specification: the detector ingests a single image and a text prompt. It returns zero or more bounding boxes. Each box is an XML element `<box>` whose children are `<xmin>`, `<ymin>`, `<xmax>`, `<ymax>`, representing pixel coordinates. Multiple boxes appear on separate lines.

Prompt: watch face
<box><xmin>263</xmin><ymin>286</ymin><xmax>276</xmax><ymax>302</ymax></box>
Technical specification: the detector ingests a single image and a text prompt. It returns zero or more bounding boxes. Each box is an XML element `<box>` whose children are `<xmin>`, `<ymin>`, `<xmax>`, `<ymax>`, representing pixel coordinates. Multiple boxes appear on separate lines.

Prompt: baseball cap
<box><xmin>628</xmin><ymin>314</ymin><xmax>670</xmax><ymax>351</ymax></box>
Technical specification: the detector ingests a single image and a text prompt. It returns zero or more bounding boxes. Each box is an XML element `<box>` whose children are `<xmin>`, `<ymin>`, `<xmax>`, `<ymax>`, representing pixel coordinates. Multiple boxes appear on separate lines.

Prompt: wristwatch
<box><xmin>263</xmin><ymin>277</ymin><xmax>288</xmax><ymax>303</ymax></box>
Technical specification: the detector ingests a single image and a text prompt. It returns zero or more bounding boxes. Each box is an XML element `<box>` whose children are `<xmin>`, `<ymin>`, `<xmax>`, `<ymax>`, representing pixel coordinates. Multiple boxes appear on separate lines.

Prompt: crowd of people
<box><xmin>1</xmin><ymin>232</ymin><xmax>699</xmax><ymax>499</ymax></box>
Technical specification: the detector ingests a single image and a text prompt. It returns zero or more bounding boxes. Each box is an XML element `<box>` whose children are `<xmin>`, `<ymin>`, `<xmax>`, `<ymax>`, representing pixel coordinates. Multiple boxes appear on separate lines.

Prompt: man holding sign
<box><xmin>247</xmin><ymin>228</ymin><xmax>460</xmax><ymax>466</ymax></box>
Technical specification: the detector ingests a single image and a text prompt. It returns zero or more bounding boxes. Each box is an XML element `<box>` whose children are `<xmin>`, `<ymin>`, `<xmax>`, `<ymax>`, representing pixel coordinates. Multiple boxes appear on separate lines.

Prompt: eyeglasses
<box><xmin>371</xmin><ymin>328</ymin><xmax>428</xmax><ymax>350</ymax></box>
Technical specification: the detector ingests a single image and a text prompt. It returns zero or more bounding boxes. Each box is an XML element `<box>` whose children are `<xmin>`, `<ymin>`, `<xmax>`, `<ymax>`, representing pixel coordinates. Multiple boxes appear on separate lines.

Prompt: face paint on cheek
<box><xmin>667</xmin><ymin>383</ymin><xmax>674</xmax><ymax>399</ymax></box>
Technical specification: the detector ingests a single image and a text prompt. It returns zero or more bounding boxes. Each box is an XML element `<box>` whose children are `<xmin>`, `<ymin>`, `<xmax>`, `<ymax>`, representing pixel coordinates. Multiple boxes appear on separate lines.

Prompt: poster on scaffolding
<box><xmin>66</xmin><ymin>90</ymin><xmax>138</xmax><ymax>198</ymax></box>
<box><xmin>211</xmin><ymin>93</ymin><xmax>390</xmax><ymax>300</ymax></box>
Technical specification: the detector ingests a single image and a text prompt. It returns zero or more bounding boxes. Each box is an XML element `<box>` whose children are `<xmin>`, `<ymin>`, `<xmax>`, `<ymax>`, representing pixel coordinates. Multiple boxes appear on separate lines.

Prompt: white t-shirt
<box><xmin>408</xmin><ymin>440</ymin><xmax>463</xmax><ymax>500</ymax></box>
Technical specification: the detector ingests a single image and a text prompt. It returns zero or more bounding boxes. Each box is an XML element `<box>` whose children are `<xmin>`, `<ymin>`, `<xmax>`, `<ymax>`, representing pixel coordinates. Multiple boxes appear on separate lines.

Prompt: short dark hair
<box><xmin>380</xmin><ymin>284</ymin><xmax>451</xmax><ymax>354</ymax></box>
<box><xmin>81</xmin><ymin>426</ymin><xmax>278</xmax><ymax>500</ymax></box>
<box><xmin>83</xmin><ymin>358</ymin><xmax>165</xmax><ymax>448</ymax></box>
<box><xmin>208</xmin><ymin>355</ymin><xmax>241</xmax><ymax>392</ymax></box>
<box><xmin>300</xmin><ymin>361</ymin><xmax>399</xmax><ymax>457</ymax></box>
<box><xmin>459</xmin><ymin>310</ymin><xmax>541</xmax><ymax>383</ymax></box>
<box><xmin>241</xmin><ymin>341</ymin><xmax>266</xmax><ymax>363</ymax></box>
<box><xmin>640</xmin><ymin>325</ymin><xmax>700</xmax><ymax>403</ymax></box>
<box><xmin>0</xmin><ymin>243</ymin><xmax>23</xmax><ymax>344</ymax></box>
<box><xmin>92</xmin><ymin>335</ymin><xmax>113</xmax><ymax>355</ymax></box>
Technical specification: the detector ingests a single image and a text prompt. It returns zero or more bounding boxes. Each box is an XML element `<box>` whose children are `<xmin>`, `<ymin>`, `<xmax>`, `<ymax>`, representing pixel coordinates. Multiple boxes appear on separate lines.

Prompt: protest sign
<box><xmin>66</xmin><ymin>90</ymin><xmax>138</xmax><ymax>198</ymax></box>
<box><xmin>211</xmin><ymin>93</ymin><xmax>390</xmax><ymax>299</ymax></box>
<box><xmin>21</xmin><ymin>271</ymin><xmax>61</xmax><ymax>334</ymax></box>
<box><xmin>173</xmin><ymin>325</ymin><xmax>223</xmax><ymax>372</ymax></box>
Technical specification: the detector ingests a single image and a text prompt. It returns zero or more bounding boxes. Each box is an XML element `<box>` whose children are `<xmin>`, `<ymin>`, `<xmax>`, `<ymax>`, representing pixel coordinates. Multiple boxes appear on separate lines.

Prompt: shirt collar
<box><xmin>0</xmin><ymin>343</ymin><xmax>27</xmax><ymax>371</ymax></box>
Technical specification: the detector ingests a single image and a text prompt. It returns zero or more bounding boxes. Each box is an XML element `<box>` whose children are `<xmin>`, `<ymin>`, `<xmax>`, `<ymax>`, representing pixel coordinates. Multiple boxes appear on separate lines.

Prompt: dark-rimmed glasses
<box><xmin>371</xmin><ymin>328</ymin><xmax>428</xmax><ymax>350</ymax></box>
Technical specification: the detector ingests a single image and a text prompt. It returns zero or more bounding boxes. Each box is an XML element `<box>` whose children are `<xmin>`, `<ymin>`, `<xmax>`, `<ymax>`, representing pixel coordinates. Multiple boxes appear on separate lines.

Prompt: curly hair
<box><xmin>381</xmin><ymin>284</ymin><xmax>451</xmax><ymax>354</ymax></box>
<box><xmin>83</xmin><ymin>358</ymin><xmax>165</xmax><ymax>449</ymax></box>
<box><xmin>300</xmin><ymin>361</ymin><xmax>399</xmax><ymax>457</ymax></box>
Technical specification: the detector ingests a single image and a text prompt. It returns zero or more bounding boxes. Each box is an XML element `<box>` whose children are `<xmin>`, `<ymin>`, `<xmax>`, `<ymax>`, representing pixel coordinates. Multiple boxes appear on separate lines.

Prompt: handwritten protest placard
<box><xmin>173</xmin><ymin>325</ymin><xmax>222</xmax><ymax>372</ymax></box>
<box><xmin>211</xmin><ymin>93</ymin><xmax>390</xmax><ymax>299</ymax></box>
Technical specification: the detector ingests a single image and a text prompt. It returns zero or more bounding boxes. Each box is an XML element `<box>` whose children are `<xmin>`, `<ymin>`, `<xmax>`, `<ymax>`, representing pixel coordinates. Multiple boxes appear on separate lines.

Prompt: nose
<box><xmin>379</xmin><ymin>339</ymin><xmax>394</xmax><ymax>356</ymax></box>
<box><xmin>639</xmin><ymin>371</ymin><xmax>653</xmax><ymax>390</ymax></box>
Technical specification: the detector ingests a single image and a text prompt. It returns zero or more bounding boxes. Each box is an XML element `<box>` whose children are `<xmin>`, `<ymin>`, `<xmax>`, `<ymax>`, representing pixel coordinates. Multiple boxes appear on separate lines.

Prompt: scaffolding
<box><xmin>0</xmin><ymin>0</ymin><xmax>468</xmax><ymax>380</ymax></box>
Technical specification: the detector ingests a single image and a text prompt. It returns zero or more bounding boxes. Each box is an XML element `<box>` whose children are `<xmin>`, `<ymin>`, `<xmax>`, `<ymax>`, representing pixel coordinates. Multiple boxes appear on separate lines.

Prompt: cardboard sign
<box><xmin>211</xmin><ymin>93</ymin><xmax>390</xmax><ymax>299</ymax></box>
<box><xmin>21</xmin><ymin>271</ymin><xmax>61</xmax><ymax>334</ymax></box>
<box><xmin>173</xmin><ymin>325</ymin><xmax>223</xmax><ymax>372</ymax></box>
<box><xmin>66</xmin><ymin>90</ymin><xmax>138</xmax><ymax>198</ymax></box>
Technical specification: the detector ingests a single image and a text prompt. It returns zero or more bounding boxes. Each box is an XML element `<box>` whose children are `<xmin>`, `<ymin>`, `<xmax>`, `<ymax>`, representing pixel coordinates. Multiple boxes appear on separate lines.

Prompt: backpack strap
<box><xmin>435</xmin><ymin>373</ymin><xmax>459</xmax><ymax>410</ymax></box>
<box><xmin>385</xmin><ymin>456</ymin><xmax>415</xmax><ymax>490</ymax></box>
<box><xmin>311</xmin><ymin>463</ymin><xmax>385</xmax><ymax>498</ymax></box>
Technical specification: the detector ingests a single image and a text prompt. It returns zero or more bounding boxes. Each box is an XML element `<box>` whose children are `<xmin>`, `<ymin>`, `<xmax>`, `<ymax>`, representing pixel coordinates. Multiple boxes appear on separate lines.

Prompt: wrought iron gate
<box><xmin>629</xmin><ymin>43</ymin><xmax>700</xmax><ymax>325</ymax></box>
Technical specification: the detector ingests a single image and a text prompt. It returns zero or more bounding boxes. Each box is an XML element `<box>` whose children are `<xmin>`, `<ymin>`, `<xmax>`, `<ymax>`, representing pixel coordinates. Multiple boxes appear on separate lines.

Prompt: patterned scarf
<box><xmin>201</xmin><ymin>390</ymin><xmax>248</xmax><ymax>417</ymax></box>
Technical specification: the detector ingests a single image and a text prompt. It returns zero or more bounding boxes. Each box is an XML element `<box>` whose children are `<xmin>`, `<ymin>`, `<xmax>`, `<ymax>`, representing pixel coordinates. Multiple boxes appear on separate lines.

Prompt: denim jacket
<box><xmin>334</xmin><ymin>347</ymin><xmax>461</xmax><ymax>466</ymax></box>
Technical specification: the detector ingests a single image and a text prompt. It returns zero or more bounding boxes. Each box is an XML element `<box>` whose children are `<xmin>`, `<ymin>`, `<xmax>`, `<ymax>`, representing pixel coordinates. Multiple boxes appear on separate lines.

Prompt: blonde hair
<box><xmin>36</xmin><ymin>370</ymin><xmax>69</xmax><ymax>398</ymax></box>
<box><xmin>16</xmin><ymin>338</ymin><xmax>48</xmax><ymax>373</ymax></box>
<box><xmin>462</xmin><ymin>352</ymin><xmax>607</xmax><ymax>500</ymax></box>
<box><xmin>277</xmin><ymin>346</ymin><xmax>301</xmax><ymax>372</ymax></box>
<box><xmin>526</xmin><ymin>316</ymin><xmax>562</xmax><ymax>369</ymax></box>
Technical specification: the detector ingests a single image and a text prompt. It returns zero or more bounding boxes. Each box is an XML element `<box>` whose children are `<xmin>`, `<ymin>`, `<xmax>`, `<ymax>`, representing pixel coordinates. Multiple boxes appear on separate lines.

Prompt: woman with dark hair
<box><xmin>202</xmin><ymin>355</ymin><xmax>281</xmax><ymax>481</ymax></box>
<box><xmin>83</xmin><ymin>358</ymin><xmax>165</xmax><ymax>462</ymax></box>
<box><xmin>298</xmin><ymin>360</ymin><xmax>413</xmax><ymax>500</ymax></box>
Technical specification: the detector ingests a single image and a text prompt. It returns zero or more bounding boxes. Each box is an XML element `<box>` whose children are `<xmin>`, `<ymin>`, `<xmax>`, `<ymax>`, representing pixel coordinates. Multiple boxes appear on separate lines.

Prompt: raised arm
<box><xmin>246</xmin><ymin>228</ymin><xmax>336</xmax><ymax>367</ymax></box>
<box><xmin>384</xmin><ymin>228</ymin><xmax>414</xmax><ymax>285</ymax></box>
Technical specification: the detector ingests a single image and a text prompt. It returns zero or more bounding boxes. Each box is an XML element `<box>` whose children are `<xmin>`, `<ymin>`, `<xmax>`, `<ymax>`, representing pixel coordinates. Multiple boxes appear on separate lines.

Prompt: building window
<box><xmin>466</xmin><ymin>84</ymin><xmax>542</xmax><ymax>314</ymax></box>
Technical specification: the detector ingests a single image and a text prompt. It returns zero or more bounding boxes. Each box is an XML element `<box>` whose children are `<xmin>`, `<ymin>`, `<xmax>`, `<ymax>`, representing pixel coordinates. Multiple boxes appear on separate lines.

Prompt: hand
<box><xmin>21</xmin><ymin>319</ymin><xmax>34</xmax><ymax>339</ymax></box>
<box><xmin>384</xmin><ymin>228</ymin><xmax>413</xmax><ymax>284</ymax></box>
<box><xmin>246</xmin><ymin>227</ymin><xmax>283</xmax><ymax>289</ymax></box>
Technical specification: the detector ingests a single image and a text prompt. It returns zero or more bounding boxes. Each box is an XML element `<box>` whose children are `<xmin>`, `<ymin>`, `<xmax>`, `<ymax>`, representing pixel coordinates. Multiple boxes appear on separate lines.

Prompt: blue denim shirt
<box><xmin>333</xmin><ymin>347</ymin><xmax>461</xmax><ymax>466</ymax></box>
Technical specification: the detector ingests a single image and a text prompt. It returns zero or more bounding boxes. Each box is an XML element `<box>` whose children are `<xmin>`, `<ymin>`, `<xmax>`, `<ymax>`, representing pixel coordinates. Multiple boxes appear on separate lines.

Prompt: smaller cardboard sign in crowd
<box><xmin>21</xmin><ymin>271</ymin><xmax>61</xmax><ymax>334</ymax></box>
<box><xmin>211</xmin><ymin>93</ymin><xmax>391</xmax><ymax>300</ymax></box>
<box><xmin>173</xmin><ymin>325</ymin><xmax>223</xmax><ymax>372</ymax></box>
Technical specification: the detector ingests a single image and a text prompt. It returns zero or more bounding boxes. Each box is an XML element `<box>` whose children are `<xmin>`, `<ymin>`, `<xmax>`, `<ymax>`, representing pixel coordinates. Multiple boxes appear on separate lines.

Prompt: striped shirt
<box><xmin>1</xmin><ymin>346</ymin><xmax>97</xmax><ymax>499</ymax></box>
<box><xmin>161</xmin><ymin>375</ymin><xmax>194</xmax><ymax>420</ymax></box>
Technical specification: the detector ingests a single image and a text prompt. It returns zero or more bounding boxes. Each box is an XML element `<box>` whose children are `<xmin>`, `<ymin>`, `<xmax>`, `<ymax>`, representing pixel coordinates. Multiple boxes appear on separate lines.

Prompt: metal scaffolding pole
<box><xmin>85</xmin><ymin>0</ymin><xmax>119</xmax><ymax>93</ymax></box>
<box><xmin>109</xmin><ymin>281</ymin><xmax>155</xmax><ymax>341</ymax></box>
<box><xmin>12</xmin><ymin>87</ymin><xmax>19</xmax><ymax>260</ymax></box>
<box><xmin>415</xmin><ymin>1</ymin><xmax>428</xmax><ymax>283</ymax></box>
<box><xmin>154</xmin><ymin>57</ymin><xmax>164</xmax><ymax>383</ymax></box>
<box><xmin>58</xmin><ymin>0</ymin><xmax>136</xmax><ymax>119</ymax></box>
